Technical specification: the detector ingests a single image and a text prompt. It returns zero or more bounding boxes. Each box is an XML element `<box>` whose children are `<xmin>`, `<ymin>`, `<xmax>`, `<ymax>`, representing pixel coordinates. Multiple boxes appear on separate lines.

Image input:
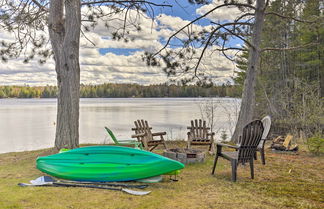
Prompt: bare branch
<box><xmin>81</xmin><ymin>29</ymin><xmax>96</xmax><ymax>46</ymax></box>
<box><xmin>154</xmin><ymin>3</ymin><xmax>256</xmax><ymax>56</ymax></box>
<box><xmin>234</xmin><ymin>12</ymin><xmax>254</xmax><ymax>23</ymax></box>
<box><xmin>81</xmin><ymin>1</ymin><xmax>172</xmax><ymax>7</ymax></box>
<box><xmin>30</xmin><ymin>0</ymin><xmax>48</xmax><ymax>12</ymax></box>
<box><xmin>221</xmin><ymin>37</ymin><xmax>235</xmax><ymax>62</ymax></box>
<box><xmin>214</xmin><ymin>47</ymin><xmax>246</xmax><ymax>51</ymax></box>
<box><xmin>122</xmin><ymin>6</ymin><xmax>131</xmax><ymax>36</ymax></box>
<box><xmin>193</xmin><ymin>28</ymin><xmax>218</xmax><ymax>77</ymax></box>
<box><xmin>265</xmin><ymin>12</ymin><xmax>318</xmax><ymax>23</ymax></box>
<box><xmin>210</xmin><ymin>21</ymin><xmax>253</xmax><ymax>27</ymax></box>
<box><xmin>192</xmin><ymin>20</ymin><xmax>253</xmax><ymax>75</ymax></box>
<box><xmin>261</xmin><ymin>42</ymin><xmax>319</xmax><ymax>52</ymax></box>
<box><xmin>211</xmin><ymin>22</ymin><xmax>255</xmax><ymax>49</ymax></box>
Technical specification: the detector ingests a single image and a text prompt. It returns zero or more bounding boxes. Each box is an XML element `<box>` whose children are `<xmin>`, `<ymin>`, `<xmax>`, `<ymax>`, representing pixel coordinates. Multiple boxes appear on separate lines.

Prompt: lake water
<box><xmin>0</xmin><ymin>98</ymin><xmax>240</xmax><ymax>154</ymax></box>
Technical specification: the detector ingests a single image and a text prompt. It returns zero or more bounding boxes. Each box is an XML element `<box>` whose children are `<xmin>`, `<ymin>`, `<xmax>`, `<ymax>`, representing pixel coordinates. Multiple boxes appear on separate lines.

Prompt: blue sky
<box><xmin>0</xmin><ymin>0</ymin><xmax>245</xmax><ymax>86</ymax></box>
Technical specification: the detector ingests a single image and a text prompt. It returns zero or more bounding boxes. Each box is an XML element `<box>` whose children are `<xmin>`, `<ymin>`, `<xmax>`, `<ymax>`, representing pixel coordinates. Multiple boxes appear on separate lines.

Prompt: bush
<box><xmin>306</xmin><ymin>134</ymin><xmax>324</xmax><ymax>155</ymax></box>
<box><xmin>220</xmin><ymin>130</ymin><xmax>228</xmax><ymax>141</ymax></box>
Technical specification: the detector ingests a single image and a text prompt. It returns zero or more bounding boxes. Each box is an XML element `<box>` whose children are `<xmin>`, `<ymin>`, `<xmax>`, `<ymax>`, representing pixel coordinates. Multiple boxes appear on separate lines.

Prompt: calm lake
<box><xmin>0</xmin><ymin>98</ymin><xmax>240</xmax><ymax>154</ymax></box>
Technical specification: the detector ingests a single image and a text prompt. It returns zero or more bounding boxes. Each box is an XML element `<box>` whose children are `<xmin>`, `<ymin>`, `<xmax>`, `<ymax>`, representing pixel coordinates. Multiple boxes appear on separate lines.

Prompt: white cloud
<box><xmin>0</xmin><ymin>31</ymin><xmax>15</xmax><ymax>42</ymax></box>
<box><xmin>0</xmin><ymin>3</ymin><xmax>239</xmax><ymax>86</ymax></box>
<box><xmin>196</xmin><ymin>0</ymin><xmax>248</xmax><ymax>22</ymax></box>
<box><xmin>0</xmin><ymin>59</ymin><xmax>57</xmax><ymax>85</ymax></box>
<box><xmin>80</xmin><ymin>51</ymin><xmax>169</xmax><ymax>85</ymax></box>
<box><xmin>156</xmin><ymin>14</ymin><xmax>214</xmax><ymax>41</ymax></box>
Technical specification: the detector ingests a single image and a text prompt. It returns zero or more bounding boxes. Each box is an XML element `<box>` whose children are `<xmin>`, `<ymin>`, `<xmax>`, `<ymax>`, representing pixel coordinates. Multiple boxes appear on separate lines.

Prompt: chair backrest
<box><xmin>133</xmin><ymin>120</ymin><xmax>153</xmax><ymax>140</ymax></box>
<box><xmin>257</xmin><ymin>115</ymin><xmax>271</xmax><ymax>148</ymax></box>
<box><xmin>261</xmin><ymin>115</ymin><xmax>271</xmax><ymax>140</ymax></box>
<box><xmin>238</xmin><ymin>120</ymin><xmax>264</xmax><ymax>164</ymax></box>
<box><xmin>104</xmin><ymin>127</ymin><xmax>119</xmax><ymax>144</ymax></box>
<box><xmin>187</xmin><ymin>119</ymin><xmax>210</xmax><ymax>140</ymax></box>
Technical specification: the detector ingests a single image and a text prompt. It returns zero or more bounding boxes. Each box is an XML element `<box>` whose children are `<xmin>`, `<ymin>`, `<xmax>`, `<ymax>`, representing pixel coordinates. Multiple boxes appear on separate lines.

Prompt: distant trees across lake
<box><xmin>0</xmin><ymin>83</ymin><xmax>241</xmax><ymax>98</ymax></box>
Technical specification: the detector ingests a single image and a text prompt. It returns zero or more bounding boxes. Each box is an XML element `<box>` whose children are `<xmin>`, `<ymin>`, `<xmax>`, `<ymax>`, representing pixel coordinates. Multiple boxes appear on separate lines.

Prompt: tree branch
<box><xmin>211</xmin><ymin>22</ymin><xmax>255</xmax><ymax>49</ymax></box>
<box><xmin>215</xmin><ymin>47</ymin><xmax>246</xmax><ymax>51</ymax></box>
<box><xmin>221</xmin><ymin>36</ymin><xmax>235</xmax><ymax>62</ymax></box>
<box><xmin>265</xmin><ymin>12</ymin><xmax>317</xmax><ymax>23</ymax></box>
<box><xmin>234</xmin><ymin>12</ymin><xmax>255</xmax><ymax>23</ymax></box>
<box><xmin>81</xmin><ymin>29</ymin><xmax>96</xmax><ymax>46</ymax></box>
<box><xmin>81</xmin><ymin>0</ymin><xmax>172</xmax><ymax>7</ymax></box>
<box><xmin>193</xmin><ymin>28</ymin><xmax>218</xmax><ymax>77</ymax></box>
<box><xmin>192</xmin><ymin>20</ymin><xmax>253</xmax><ymax>76</ymax></box>
<box><xmin>261</xmin><ymin>42</ymin><xmax>319</xmax><ymax>52</ymax></box>
<box><xmin>30</xmin><ymin>0</ymin><xmax>48</xmax><ymax>12</ymax></box>
<box><xmin>211</xmin><ymin>21</ymin><xmax>253</xmax><ymax>27</ymax></box>
<box><xmin>154</xmin><ymin>3</ymin><xmax>256</xmax><ymax>56</ymax></box>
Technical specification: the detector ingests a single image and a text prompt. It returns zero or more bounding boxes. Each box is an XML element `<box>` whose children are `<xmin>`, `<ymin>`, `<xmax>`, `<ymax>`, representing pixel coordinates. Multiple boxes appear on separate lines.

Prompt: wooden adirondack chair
<box><xmin>254</xmin><ymin>115</ymin><xmax>271</xmax><ymax>165</ymax></box>
<box><xmin>105</xmin><ymin>127</ymin><xmax>143</xmax><ymax>149</ymax></box>
<box><xmin>211</xmin><ymin>120</ymin><xmax>264</xmax><ymax>182</ymax></box>
<box><xmin>187</xmin><ymin>119</ymin><xmax>215</xmax><ymax>152</ymax></box>
<box><xmin>131</xmin><ymin>120</ymin><xmax>167</xmax><ymax>151</ymax></box>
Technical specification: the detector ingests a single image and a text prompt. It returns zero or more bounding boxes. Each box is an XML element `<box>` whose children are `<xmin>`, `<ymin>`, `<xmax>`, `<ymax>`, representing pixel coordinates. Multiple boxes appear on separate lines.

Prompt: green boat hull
<box><xmin>36</xmin><ymin>146</ymin><xmax>184</xmax><ymax>182</ymax></box>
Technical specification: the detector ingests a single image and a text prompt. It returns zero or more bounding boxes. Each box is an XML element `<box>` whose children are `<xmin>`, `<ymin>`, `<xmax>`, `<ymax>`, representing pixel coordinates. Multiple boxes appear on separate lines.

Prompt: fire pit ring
<box><xmin>163</xmin><ymin>148</ymin><xmax>206</xmax><ymax>164</ymax></box>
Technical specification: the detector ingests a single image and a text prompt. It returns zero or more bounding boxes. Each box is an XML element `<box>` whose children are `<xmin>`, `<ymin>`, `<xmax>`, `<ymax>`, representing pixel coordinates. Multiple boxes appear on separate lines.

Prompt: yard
<box><xmin>0</xmin><ymin>142</ymin><xmax>323</xmax><ymax>209</ymax></box>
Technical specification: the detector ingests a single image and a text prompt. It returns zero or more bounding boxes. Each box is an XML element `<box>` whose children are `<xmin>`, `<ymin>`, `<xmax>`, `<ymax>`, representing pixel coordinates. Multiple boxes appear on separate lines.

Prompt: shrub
<box><xmin>306</xmin><ymin>134</ymin><xmax>324</xmax><ymax>155</ymax></box>
<box><xmin>220</xmin><ymin>130</ymin><xmax>228</xmax><ymax>141</ymax></box>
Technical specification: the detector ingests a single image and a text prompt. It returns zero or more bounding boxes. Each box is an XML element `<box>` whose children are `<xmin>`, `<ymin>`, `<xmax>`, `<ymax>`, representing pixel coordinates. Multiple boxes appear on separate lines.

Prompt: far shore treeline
<box><xmin>0</xmin><ymin>83</ymin><xmax>241</xmax><ymax>98</ymax></box>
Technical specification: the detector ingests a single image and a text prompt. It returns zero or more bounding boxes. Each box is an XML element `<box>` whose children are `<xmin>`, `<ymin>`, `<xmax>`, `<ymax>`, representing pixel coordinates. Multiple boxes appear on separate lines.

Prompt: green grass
<box><xmin>0</xmin><ymin>142</ymin><xmax>323</xmax><ymax>209</ymax></box>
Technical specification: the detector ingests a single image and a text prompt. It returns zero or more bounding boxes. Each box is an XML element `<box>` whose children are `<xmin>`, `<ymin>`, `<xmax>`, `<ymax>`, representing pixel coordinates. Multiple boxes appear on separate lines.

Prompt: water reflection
<box><xmin>0</xmin><ymin>98</ymin><xmax>240</xmax><ymax>153</ymax></box>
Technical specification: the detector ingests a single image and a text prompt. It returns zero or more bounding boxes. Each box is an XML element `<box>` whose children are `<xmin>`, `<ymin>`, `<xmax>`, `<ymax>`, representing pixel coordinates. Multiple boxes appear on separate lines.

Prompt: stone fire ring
<box><xmin>163</xmin><ymin>148</ymin><xmax>206</xmax><ymax>164</ymax></box>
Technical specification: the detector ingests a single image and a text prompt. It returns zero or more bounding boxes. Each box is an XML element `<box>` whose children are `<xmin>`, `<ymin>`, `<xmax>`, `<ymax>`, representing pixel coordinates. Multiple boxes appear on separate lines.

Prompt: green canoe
<box><xmin>36</xmin><ymin>146</ymin><xmax>184</xmax><ymax>182</ymax></box>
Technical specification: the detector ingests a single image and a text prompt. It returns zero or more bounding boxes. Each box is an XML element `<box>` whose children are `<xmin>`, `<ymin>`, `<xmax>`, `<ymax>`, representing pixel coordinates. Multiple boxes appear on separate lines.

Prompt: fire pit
<box><xmin>163</xmin><ymin>148</ymin><xmax>206</xmax><ymax>164</ymax></box>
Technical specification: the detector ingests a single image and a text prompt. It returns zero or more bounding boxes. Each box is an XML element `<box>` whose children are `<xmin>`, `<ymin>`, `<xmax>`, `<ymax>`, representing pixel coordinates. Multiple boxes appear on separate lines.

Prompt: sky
<box><xmin>0</xmin><ymin>0</ymin><xmax>246</xmax><ymax>86</ymax></box>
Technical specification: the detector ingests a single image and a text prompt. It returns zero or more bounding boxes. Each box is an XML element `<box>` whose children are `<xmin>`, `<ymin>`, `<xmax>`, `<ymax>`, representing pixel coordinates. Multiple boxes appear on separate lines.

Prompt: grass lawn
<box><xmin>0</xmin><ymin>142</ymin><xmax>323</xmax><ymax>209</ymax></box>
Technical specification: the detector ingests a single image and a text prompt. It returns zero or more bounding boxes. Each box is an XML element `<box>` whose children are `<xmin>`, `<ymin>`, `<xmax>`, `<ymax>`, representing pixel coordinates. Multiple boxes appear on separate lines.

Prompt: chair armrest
<box><xmin>216</xmin><ymin>143</ymin><xmax>239</xmax><ymax>150</ymax></box>
<box><xmin>119</xmin><ymin>139</ymin><xmax>140</xmax><ymax>143</ymax></box>
<box><xmin>152</xmin><ymin>132</ymin><xmax>166</xmax><ymax>136</ymax></box>
<box><xmin>207</xmin><ymin>132</ymin><xmax>215</xmax><ymax>136</ymax></box>
<box><xmin>187</xmin><ymin>126</ymin><xmax>210</xmax><ymax>130</ymax></box>
<box><xmin>131</xmin><ymin>133</ymin><xmax>146</xmax><ymax>138</ymax></box>
<box><xmin>131</xmin><ymin>127</ymin><xmax>152</xmax><ymax>131</ymax></box>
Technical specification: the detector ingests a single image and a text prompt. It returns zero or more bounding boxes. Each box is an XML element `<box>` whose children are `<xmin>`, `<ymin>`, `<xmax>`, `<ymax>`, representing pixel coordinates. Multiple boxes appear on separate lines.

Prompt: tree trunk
<box><xmin>49</xmin><ymin>0</ymin><xmax>81</xmax><ymax>149</ymax></box>
<box><xmin>320</xmin><ymin>49</ymin><xmax>324</xmax><ymax>98</ymax></box>
<box><xmin>232</xmin><ymin>0</ymin><xmax>266</xmax><ymax>143</ymax></box>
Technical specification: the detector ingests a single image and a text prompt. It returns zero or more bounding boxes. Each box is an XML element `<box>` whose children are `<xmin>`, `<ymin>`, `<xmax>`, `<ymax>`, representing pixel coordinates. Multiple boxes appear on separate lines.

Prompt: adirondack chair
<box><xmin>254</xmin><ymin>115</ymin><xmax>271</xmax><ymax>165</ymax></box>
<box><xmin>131</xmin><ymin>120</ymin><xmax>167</xmax><ymax>151</ymax></box>
<box><xmin>187</xmin><ymin>119</ymin><xmax>215</xmax><ymax>152</ymax></box>
<box><xmin>105</xmin><ymin>127</ymin><xmax>143</xmax><ymax>149</ymax></box>
<box><xmin>211</xmin><ymin>120</ymin><xmax>264</xmax><ymax>182</ymax></box>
